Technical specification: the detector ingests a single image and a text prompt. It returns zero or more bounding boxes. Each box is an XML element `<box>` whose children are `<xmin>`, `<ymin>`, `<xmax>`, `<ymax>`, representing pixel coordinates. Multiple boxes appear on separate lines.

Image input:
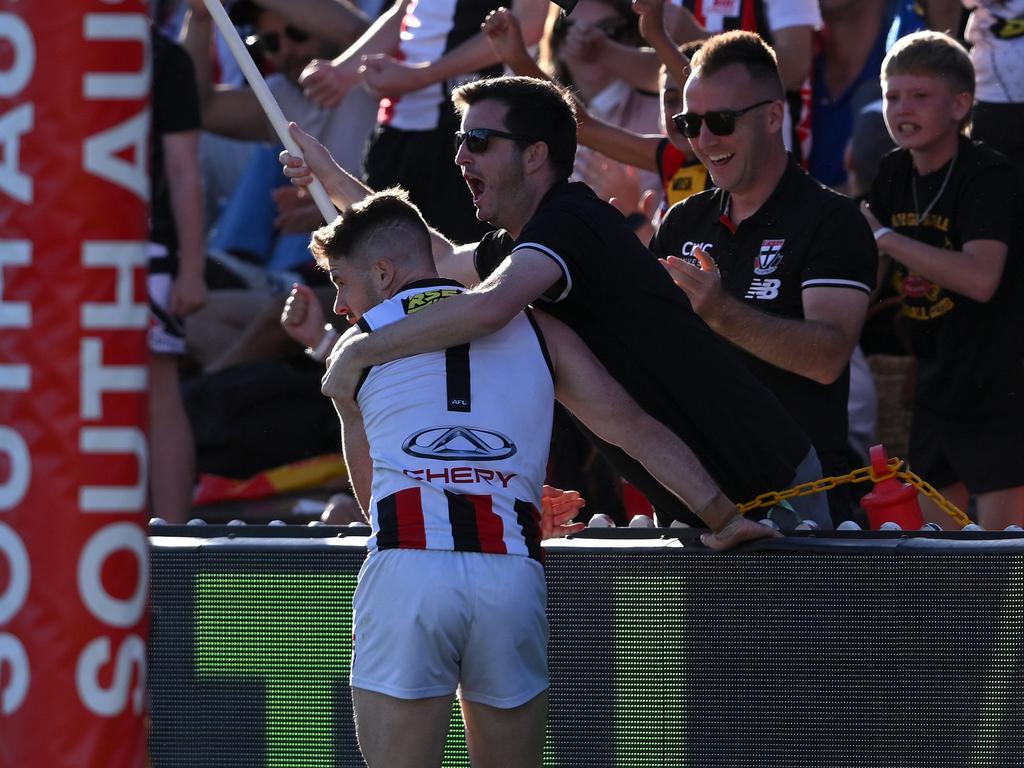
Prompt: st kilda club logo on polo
<box><xmin>403</xmin><ymin>426</ymin><xmax>518</xmax><ymax>461</ymax></box>
<box><xmin>754</xmin><ymin>239</ymin><xmax>785</xmax><ymax>275</ymax></box>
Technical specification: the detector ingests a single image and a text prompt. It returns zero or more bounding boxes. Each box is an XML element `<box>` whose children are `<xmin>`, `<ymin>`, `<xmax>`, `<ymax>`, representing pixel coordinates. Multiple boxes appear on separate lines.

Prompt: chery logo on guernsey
<box><xmin>402</xmin><ymin>425</ymin><xmax>518</xmax><ymax>461</ymax></box>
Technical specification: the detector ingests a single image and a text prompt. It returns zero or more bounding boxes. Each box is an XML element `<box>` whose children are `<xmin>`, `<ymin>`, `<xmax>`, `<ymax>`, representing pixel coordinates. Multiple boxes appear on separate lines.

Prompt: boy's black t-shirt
<box><xmin>475</xmin><ymin>181</ymin><xmax>811</xmax><ymax>517</ymax></box>
<box><xmin>870</xmin><ymin>137</ymin><xmax>1024</xmax><ymax>421</ymax></box>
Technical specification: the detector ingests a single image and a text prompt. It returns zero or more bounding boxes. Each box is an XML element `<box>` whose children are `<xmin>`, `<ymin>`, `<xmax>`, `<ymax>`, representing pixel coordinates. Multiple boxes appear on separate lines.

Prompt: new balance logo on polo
<box><xmin>745</xmin><ymin>279</ymin><xmax>781</xmax><ymax>300</ymax></box>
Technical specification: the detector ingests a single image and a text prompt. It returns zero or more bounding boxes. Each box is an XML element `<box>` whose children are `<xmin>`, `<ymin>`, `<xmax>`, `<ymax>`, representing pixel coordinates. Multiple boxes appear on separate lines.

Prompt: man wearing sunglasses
<box><xmin>284</xmin><ymin>76</ymin><xmax>833</xmax><ymax>538</ymax></box>
<box><xmin>652</xmin><ymin>31</ymin><xmax>877</xmax><ymax>522</ymax></box>
<box><xmin>281</xmin><ymin>187</ymin><xmax>782</xmax><ymax>766</ymax></box>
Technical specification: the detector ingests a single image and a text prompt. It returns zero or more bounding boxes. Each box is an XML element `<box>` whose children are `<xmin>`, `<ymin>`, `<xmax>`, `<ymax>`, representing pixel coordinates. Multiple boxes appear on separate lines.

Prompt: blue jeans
<box><xmin>208</xmin><ymin>144</ymin><xmax>313</xmax><ymax>272</ymax></box>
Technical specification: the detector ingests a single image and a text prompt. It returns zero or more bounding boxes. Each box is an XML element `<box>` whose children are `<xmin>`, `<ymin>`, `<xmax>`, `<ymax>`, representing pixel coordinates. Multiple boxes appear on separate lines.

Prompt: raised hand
<box><xmin>631</xmin><ymin>0</ymin><xmax>667</xmax><ymax>45</ymax></box>
<box><xmin>483</xmin><ymin>8</ymin><xmax>529</xmax><ymax>66</ymax></box>
<box><xmin>279</xmin><ymin>122</ymin><xmax>335</xmax><ymax>192</ymax></box>
<box><xmin>359</xmin><ymin>54</ymin><xmax>429</xmax><ymax>98</ymax></box>
<box><xmin>299</xmin><ymin>58</ymin><xmax>359</xmax><ymax>108</ymax></box>
<box><xmin>660</xmin><ymin>248</ymin><xmax>724</xmax><ymax>320</ymax></box>
<box><xmin>540</xmin><ymin>485</ymin><xmax>586</xmax><ymax>539</ymax></box>
<box><xmin>281</xmin><ymin>282</ymin><xmax>328</xmax><ymax>349</ymax></box>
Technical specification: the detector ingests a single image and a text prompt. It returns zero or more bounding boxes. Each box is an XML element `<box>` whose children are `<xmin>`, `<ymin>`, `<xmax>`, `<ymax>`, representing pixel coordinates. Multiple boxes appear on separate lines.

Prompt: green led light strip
<box><xmin>195</xmin><ymin>573</ymin><xmax>357</xmax><ymax>766</ymax></box>
<box><xmin>614</xmin><ymin>575</ymin><xmax>687</xmax><ymax>766</ymax></box>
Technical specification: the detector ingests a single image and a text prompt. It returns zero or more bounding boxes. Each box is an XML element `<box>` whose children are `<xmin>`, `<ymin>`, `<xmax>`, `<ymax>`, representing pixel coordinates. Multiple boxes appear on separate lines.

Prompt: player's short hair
<box><xmin>452</xmin><ymin>76</ymin><xmax>578</xmax><ymax>180</ymax></box>
<box><xmin>882</xmin><ymin>30</ymin><xmax>975</xmax><ymax>99</ymax></box>
<box><xmin>310</xmin><ymin>188</ymin><xmax>432</xmax><ymax>270</ymax></box>
<box><xmin>689</xmin><ymin>30</ymin><xmax>784</xmax><ymax>99</ymax></box>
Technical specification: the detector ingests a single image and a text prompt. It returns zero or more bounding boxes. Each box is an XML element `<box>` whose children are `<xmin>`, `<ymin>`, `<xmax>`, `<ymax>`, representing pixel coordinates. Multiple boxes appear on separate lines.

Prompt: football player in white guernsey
<box><xmin>281</xmin><ymin>188</ymin><xmax>776</xmax><ymax>767</ymax></box>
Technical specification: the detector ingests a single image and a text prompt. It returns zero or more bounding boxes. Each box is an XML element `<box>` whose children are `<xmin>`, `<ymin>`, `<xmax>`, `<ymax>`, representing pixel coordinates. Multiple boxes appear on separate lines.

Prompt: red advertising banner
<box><xmin>0</xmin><ymin>2</ymin><xmax>150</xmax><ymax>766</ymax></box>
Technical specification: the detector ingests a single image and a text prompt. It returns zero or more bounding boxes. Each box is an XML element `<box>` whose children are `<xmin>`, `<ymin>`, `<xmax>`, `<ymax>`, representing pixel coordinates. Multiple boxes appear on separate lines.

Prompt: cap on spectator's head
<box><xmin>228</xmin><ymin>0</ymin><xmax>262</xmax><ymax>26</ymax></box>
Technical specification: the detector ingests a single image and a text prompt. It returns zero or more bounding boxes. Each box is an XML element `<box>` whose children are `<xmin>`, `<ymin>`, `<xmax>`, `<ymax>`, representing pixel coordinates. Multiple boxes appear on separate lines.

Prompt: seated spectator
<box><xmin>179</xmin><ymin>0</ymin><xmax>378</xmax><ymax>372</ymax></box>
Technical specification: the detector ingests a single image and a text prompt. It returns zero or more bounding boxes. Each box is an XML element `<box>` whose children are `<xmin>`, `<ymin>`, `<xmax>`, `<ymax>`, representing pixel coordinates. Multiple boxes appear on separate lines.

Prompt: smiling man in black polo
<box><xmin>655</xmin><ymin>31</ymin><xmax>877</xmax><ymax>523</ymax></box>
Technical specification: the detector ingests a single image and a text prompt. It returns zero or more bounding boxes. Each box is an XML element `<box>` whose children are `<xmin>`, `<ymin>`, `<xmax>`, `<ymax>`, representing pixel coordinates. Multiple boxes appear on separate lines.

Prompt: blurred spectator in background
<box><xmin>149</xmin><ymin>23</ymin><xmax>209</xmax><ymax>522</ymax></box>
<box><xmin>963</xmin><ymin>0</ymin><xmax>1024</xmax><ymax>179</ymax></box>
<box><xmin>673</xmin><ymin>0</ymin><xmax>821</xmax><ymax>161</ymax></box>
<box><xmin>483</xmin><ymin>2</ymin><xmax>701</xmax><ymax>238</ymax></box>
<box><xmin>182</xmin><ymin>0</ymin><xmax>377</xmax><ymax>267</ymax></box>
<box><xmin>542</xmin><ymin>0</ymin><xmax>665</xmax><ymax>216</ymax></box>
<box><xmin>179</xmin><ymin>0</ymin><xmax>378</xmax><ymax>373</ymax></box>
<box><xmin>298</xmin><ymin>0</ymin><xmax>548</xmax><ymax>244</ymax></box>
<box><xmin>811</xmin><ymin>0</ymin><xmax>926</xmax><ymax>190</ymax></box>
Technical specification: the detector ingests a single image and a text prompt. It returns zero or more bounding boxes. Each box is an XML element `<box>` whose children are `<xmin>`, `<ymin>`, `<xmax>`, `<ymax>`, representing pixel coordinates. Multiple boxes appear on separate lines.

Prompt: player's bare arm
<box><xmin>534</xmin><ymin>310</ymin><xmax>780</xmax><ymax>550</ymax></box>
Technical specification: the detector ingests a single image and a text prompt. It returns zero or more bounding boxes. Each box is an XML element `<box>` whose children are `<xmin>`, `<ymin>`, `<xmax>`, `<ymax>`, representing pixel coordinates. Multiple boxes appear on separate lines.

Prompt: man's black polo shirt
<box><xmin>650</xmin><ymin>161</ymin><xmax>877</xmax><ymax>472</ymax></box>
<box><xmin>475</xmin><ymin>181</ymin><xmax>812</xmax><ymax>520</ymax></box>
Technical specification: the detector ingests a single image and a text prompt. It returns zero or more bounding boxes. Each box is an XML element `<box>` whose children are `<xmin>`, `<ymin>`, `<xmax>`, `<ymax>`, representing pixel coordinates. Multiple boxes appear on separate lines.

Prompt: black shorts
<box><xmin>908</xmin><ymin>405</ymin><xmax>1024</xmax><ymax>494</ymax></box>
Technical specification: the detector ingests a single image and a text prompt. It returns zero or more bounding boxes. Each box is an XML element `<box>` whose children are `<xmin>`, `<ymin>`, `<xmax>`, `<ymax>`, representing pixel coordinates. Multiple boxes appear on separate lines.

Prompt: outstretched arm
<box><xmin>483</xmin><ymin>8</ymin><xmax>662</xmax><ymax>173</ymax></box>
<box><xmin>360</xmin><ymin>0</ymin><xmax>547</xmax><ymax>98</ymax></box>
<box><xmin>250</xmin><ymin>0</ymin><xmax>369</xmax><ymax>49</ymax></box>
<box><xmin>181</xmin><ymin>1</ymin><xmax>274</xmax><ymax>140</ymax></box>
<box><xmin>298</xmin><ymin>0</ymin><xmax>405</xmax><ymax>108</ymax></box>
<box><xmin>536</xmin><ymin>310</ymin><xmax>779</xmax><ymax>549</ymax></box>
<box><xmin>163</xmin><ymin>129</ymin><xmax>208</xmax><ymax>317</ymax></box>
<box><xmin>633</xmin><ymin>0</ymin><xmax>690</xmax><ymax>92</ymax></box>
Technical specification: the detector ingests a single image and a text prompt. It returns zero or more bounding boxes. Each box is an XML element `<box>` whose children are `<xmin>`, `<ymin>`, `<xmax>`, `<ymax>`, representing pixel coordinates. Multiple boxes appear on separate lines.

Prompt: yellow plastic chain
<box><xmin>738</xmin><ymin>456</ymin><xmax>971</xmax><ymax>528</ymax></box>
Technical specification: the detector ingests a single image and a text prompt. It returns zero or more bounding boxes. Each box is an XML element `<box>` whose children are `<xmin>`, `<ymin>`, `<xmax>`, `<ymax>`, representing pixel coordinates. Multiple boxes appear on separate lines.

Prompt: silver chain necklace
<box><xmin>912</xmin><ymin>153</ymin><xmax>956</xmax><ymax>225</ymax></box>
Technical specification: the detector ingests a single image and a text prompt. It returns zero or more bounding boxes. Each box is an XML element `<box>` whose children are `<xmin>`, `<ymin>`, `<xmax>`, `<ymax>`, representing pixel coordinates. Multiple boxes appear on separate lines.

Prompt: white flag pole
<box><xmin>201</xmin><ymin>0</ymin><xmax>338</xmax><ymax>222</ymax></box>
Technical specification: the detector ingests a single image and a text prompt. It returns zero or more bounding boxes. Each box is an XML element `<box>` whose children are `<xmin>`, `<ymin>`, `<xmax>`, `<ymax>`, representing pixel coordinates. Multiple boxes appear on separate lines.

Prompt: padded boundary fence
<box><xmin>150</xmin><ymin>529</ymin><xmax>1024</xmax><ymax>767</ymax></box>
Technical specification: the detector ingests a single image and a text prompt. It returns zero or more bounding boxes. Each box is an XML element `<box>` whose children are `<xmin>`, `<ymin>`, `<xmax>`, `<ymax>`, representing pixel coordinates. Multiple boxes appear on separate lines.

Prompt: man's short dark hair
<box><xmin>310</xmin><ymin>188</ymin><xmax>432</xmax><ymax>270</ymax></box>
<box><xmin>452</xmin><ymin>76</ymin><xmax>578</xmax><ymax>181</ymax></box>
<box><xmin>689</xmin><ymin>30</ymin><xmax>784</xmax><ymax>99</ymax></box>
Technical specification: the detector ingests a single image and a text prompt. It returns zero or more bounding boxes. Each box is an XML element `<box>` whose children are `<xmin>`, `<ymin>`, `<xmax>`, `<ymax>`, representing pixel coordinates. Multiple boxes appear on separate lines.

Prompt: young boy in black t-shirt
<box><xmin>861</xmin><ymin>31</ymin><xmax>1024</xmax><ymax>529</ymax></box>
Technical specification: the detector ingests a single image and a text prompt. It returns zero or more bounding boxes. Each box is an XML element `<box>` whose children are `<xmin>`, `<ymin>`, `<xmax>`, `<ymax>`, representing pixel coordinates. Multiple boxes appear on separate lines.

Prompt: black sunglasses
<box><xmin>671</xmin><ymin>99</ymin><xmax>774</xmax><ymax>139</ymax></box>
<box><xmin>454</xmin><ymin>127</ymin><xmax>534</xmax><ymax>154</ymax></box>
<box><xmin>246</xmin><ymin>26</ymin><xmax>310</xmax><ymax>55</ymax></box>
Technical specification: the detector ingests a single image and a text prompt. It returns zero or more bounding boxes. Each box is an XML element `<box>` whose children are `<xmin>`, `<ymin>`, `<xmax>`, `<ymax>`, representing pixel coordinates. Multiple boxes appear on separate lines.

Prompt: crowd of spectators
<box><xmin>149</xmin><ymin>0</ymin><xmax>1023</xmax><ymax>530</ymax></box>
